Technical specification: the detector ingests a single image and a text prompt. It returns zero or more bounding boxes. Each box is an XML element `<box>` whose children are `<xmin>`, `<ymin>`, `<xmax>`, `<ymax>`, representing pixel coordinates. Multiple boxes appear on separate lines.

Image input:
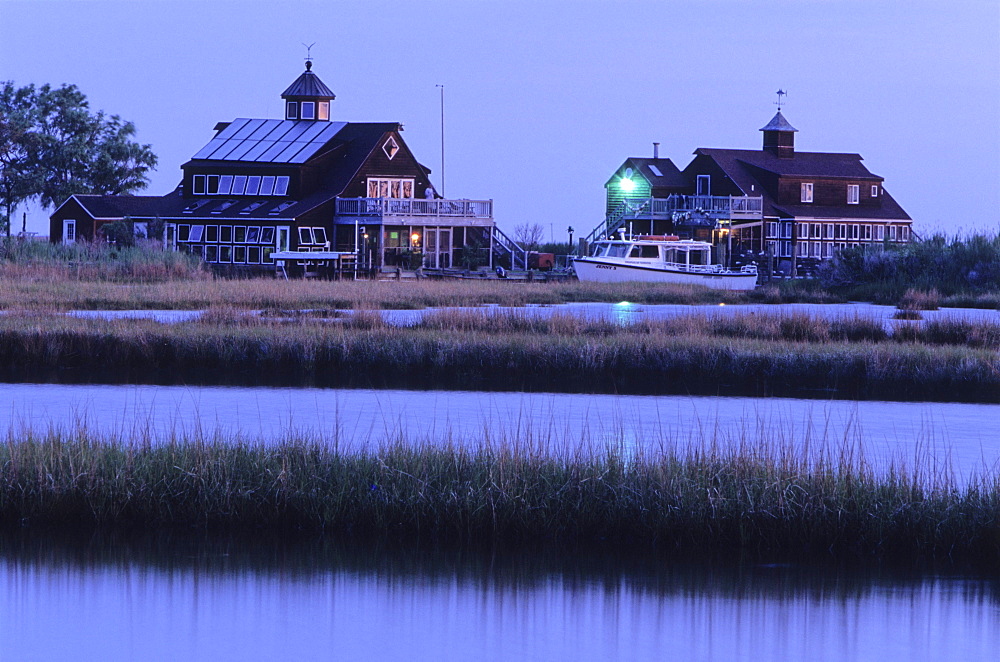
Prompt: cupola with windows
<box><xmin>281</xmin><ymin>60</ymin><xmax>335</xmax><ymax>121</ymax></box>
<box><xmin>760</xmin><ymin>110</ymin><xmax>797</xmax><ymax>159</ymax></box>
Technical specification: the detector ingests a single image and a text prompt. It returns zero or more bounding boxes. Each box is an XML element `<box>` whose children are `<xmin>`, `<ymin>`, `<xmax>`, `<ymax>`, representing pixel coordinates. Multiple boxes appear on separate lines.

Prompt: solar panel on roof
<box><xmin>189</xmin><ymin>119</ymin><xmax>347</xmax><ymax>164</ymax></box>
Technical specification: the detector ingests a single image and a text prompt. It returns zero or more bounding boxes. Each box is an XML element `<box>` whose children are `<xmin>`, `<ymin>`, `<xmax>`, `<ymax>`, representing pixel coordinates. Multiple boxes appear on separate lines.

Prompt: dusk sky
<box><xmin>3</xmin><ymin>0</ymin><xmax>998</xmax><ymax>240</ymax></box>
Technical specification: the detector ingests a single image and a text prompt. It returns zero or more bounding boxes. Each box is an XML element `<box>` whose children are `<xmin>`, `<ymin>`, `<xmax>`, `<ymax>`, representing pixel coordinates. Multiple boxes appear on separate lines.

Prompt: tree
<box><xmin>513</xmin><ymin>222</ymin><xmax>545</xmax><ymax>252</ymax></box>
<box><xmin>0</xmin><ymin>81</ymin><xmax>158</xmax><ymax>236</ymax></box>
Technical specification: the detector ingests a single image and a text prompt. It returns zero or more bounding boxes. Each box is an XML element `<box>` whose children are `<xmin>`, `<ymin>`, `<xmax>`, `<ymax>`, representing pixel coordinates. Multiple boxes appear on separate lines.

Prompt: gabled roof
<box><xmin>689</xmin><ymin>148</ymin><xmax>909</xmax><ymax>220</ymax></box>
<box><xmin>695</xmin><ymin>148</ymin><xmax>881</xmax><ymax>180</ymax></box>
<box><xmin>606</xmin><ymin>157</ymin><xmax>686</xmax><ymax>188</ymax></box>
<box><xmin>281</xmin><ymin>63</ymin><xmax>335</xmax><ymax>99</ymax></box>
<box><xmin>54</xmin><ymin>194</ymin><xmax>173</xmax><ymax>220</ymax></box>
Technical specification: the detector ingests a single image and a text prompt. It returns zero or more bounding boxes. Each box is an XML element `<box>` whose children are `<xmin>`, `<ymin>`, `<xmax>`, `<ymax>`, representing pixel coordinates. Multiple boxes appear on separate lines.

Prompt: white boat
<box><xmin>572</xmin><ymin>235</ymin><xmax>758</xmax><ymax>290</ymax></box>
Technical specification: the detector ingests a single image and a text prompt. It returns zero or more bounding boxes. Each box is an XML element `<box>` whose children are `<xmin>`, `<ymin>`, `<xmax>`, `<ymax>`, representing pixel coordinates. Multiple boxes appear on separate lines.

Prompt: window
<box><xmin>824</xmin><ymin>224</ymin><xmax>834</xmax><ymax>239</ymax></box>
<box><xmin>246</xmin><ymin>227</ymin><xmax>261</xmax><ymax>243</ymax></box>
<box><xmin>801</xmin><ymin>182</ymin><xmax>814</xmax><ymax>203</ymax></box>
<box><xmin>850</xmin><ymin>225</ymin><xmax>859</xmax><ymax>240</ymax></box>
<box><xmin>220</xmin><ymin>226</ymin><xmax>233</xmax><ymax>243</ymax></box>
<box><xmin>178</xmin><ymin>225</ymin><xmax>190</xmax><ymax>242</ymax></box>
<box><xmin>277</xmin><ymin>227</ymin><xmax>290</xmax><ymax>252</ymax></box>
<box><xmin>900</xmin><ymin>227</ymin><xmax>909</xmax><ymax>241</ymax></box>
<box><xmin>780</xmin><ymin>241</ymin><xmax>792</xmax><ymax>258</ymax></box>
<box><xmin>766</xmin><ymin>222</ymin><xmax>779</xmax><ymax>238</ymax></box>
<box><xmin>245</xmin><ymin>176</ymin><xmax>261</xmax><ymax>196</ymax></box>
<box><xmin>367</xmin><ymin>178</ymin><xmax>415</xmax><ymax>199</ymax></box>
<box><xmin>318</xmin><ymin>101</ymin><xmax>329</xmax><ymax>121</ymax></box>
<box><xmin>382</xmin><ymin>136</ymin><xmax>399</xmax><ymax>159</ymax></box>
<box><xmin>62</xmin><ymin>219</ymin><xmax>76</xmax><ymax>244</ymax></box>
<box><xmin>889</xmin><ymin>225</ymin><xmax>897</xmax><ymax>241</ymax></box>
<box><xmin>274</xmin><ymin>176</ymin><xmax>290</xmax><ymax>196</ymax></box>
<box><xmin>811</xmin><ymin>223</ymin><xmax>821</xmax><ymax>239</ymax></box>
<box><xmin>188</xmin><ymin>225</ymin><xmax>205</xmax><ymax>242</ymax></box>
<box><xmin>301</xmin><ymin>102</ymin><xmax>315</xmax><ymax>120</ymax></box>
<box><xmin>218</xmin><ymin>175</ymin><xmax>233</xmax><ymax>195</ymax></box>
<box><xmin>781</xmin><ymin>222</ymin><xmax>793</xmax><ymax>239</ymax></box>
<box><xmin>836</xmin><ymin>224</ymin><xmax>847</xmax><ymax>240</ymax></box>
<box><xmin>696</xmin><ymin>175</ymin><xmax>711</xmax><ymax>196</ymax></box>
<box><xmin>207</xmin><ymin>175</ymin><xmax>220</xmax><ymax>195</ymax></box>
<box><xmin>193</xmin><ymin>175</ymin><xmax>206</xmax><ymax>195</ymax></box>
<box><xmin>233</xmin><ymin>246</ymin><xmax>246</xmax><ymax>263</ymax></box>
<box><xmin>871</xmin><ymin>185</ymin><xmax>879</xmax><ymax>197</ymax></box>
<box><xmin>231</xmin><ymin>176</ymin><xmax>247</xmax><ymax>195</ymax></box>
<box><xmin>247</xmin><ymin>246</ymin><xmax>261</xmax><ymax>264</ymax></box>
<box><xmin>205</xmin><ymin>245</ymin><xmax>218</xmax><ymax>262</ymax></box>
<box><xmin>823</xmin><ymin>242</ymin><xmax>834</xmax><ymax>258</ymax></box>
<box><xmin>260</xmin><ymin>227</ymin><xmax>275</xmax><ymax>245</ymax></box>
<box><xmin>847</xmin><ymin>184</ymin><xmax>860</xmax><ymax>204</ymax></box>
<box><xmin>298</xmin><ymin>227</ymin><xmax>314</xmax><ymax>245</ymax></box>
<box><xmin>863</xmin><ymin>225</ymin><xmax>872</xmax><ymax>240</ymax></box>
<box><xmin>259</xmin><ymin>176</ymin><xmax>275</xmax><ymax>196</ymax></box>
<box><xmin>235</xmin><ymin>226</ymin><xmax>247</xmax><ymax>243</ymax></box>
<box><xmin>219</xmin><ymin>246</ymin><xmax>232</xmax><ymax>263</ymax></box>
<box><xmin>313</xmin><ymin>227</ymin><xmax>328</xmax><ymax>246</ymax></box>
<box><xmin>875</xmin><ymin>225</ymin><xmax>884</xmax><ymax>241</ymax></box>
<box><xmin>286</xmin><ymin>102</ymin><xmax>298</xmax><ymax>120</ymax></box>
<box><xmin>811</xmin><ymin>242</ymin><xmax>821</xmax><ymax>257</ymax></box>
<box><xmin>205</xmin><ymin>226</ymin><xmax>218</xmax><ymax>243</ymax></box>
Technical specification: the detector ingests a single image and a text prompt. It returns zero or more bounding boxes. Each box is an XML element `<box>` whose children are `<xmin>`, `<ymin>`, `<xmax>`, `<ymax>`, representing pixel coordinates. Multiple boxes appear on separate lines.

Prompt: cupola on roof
<box><xmin>281</xmin><ymin>60</ymin><xmax>335</xmax><ymax>100</ymax></box>
<box><xmin>759</xmin><ymin>111</ymin><xmax>797</xmax><ymax>133</ymax></box>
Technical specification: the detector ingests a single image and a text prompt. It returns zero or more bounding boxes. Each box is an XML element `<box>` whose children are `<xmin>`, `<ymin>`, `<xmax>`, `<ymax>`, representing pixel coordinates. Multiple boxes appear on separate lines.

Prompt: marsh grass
<box><xmin>0</xmin><ymin>429</ymin><xmax>996</xmax><ymax>566</ymax></box>
<box><xmin>0</xmin><ymin>274</ymin><xmax>844</xmax><ymax>312</ymax></box>
<box><xmin>0</xmin><ymin>309</ymin><xmax>996</xmax><ymax>400</ymax></box>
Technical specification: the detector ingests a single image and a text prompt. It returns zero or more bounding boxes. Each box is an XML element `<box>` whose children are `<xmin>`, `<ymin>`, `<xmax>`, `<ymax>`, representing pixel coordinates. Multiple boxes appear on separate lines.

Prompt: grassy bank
<box><xmin>0</xmin><ymin>272</ymin><xmax>848</xmax><ymax>311</ymax></box>
<box><xmin>2</xmin><ymin>432</ymin><xmax>997</xmax><ymax>567</ymax></box>
<box><xmin>0</xmin><ymin>310</ymin><xmax>996</xmax><ymax>401</ymax></box>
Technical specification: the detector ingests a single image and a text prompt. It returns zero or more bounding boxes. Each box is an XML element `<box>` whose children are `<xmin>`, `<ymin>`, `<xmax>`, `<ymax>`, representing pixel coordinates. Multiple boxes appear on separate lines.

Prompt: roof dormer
<box><xmin>281</xmin><ymin>60</ymin><xmax>335</xmax><ymax>122</ymax></box>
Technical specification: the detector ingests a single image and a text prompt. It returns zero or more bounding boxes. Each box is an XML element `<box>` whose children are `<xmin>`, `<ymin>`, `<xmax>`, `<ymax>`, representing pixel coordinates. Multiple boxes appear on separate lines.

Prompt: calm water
<box><xmin>2</xmin><ymin>383</ymin><xmax>997</xmax><ymax>480</ymax></box>
<box><xmin>1</xmin><ymin>537</ymin><xmax>996</xmax><ymax>662</ymax></box>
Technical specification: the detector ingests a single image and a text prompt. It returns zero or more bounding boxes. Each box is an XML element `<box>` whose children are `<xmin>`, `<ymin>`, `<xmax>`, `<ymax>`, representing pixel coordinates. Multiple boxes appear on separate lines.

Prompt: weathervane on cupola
<box><xmin>775</xmin><ymin>88</ymin><xmax>787</xmax><ymax>112</ymax></box>
<box><xmin>282</xmin><ymin>43</ymin><xmax>336</xmax><ymax>122</ymax></box>
<box><xmin>761</xmin><ymin>89</ymin><xmax>797</xmax><ymax>158</ymax></box>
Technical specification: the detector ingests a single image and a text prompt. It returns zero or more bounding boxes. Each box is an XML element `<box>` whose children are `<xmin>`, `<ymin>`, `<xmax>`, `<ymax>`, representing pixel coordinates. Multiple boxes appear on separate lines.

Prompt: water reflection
<box><xmin>1</xmin><ymin>532</ymin><xmax>997</xmax><ymax>662</ymax></box>
<box><xmin>2</xmin><ymin>383</ymin><xmax>997</xmax><ymax>482</ymax></box>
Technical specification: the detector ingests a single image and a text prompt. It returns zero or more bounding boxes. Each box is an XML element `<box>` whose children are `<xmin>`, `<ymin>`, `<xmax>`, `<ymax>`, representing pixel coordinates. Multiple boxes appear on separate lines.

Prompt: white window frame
<box><xmin>245</xmin><ymin>176</ymin><xmax>261</xmax><ymax>196</ymax></box>
<box><xmin>900</xmin><ymin>227</ymin><xmax>910</xmax><ymax>241</ymax></box>
<box><xmin>889</xmin><ymin>225</ymin><xmax>898</xmax><ymax>241</ymax></box>
<box><xmin>274</xmin><ymin>176</ymin><xmax>290</xmax><ymax>196</ymax></box>
<box><xmin>259</xmin><ymin>176</ymin><xmax>275</xmax><ymax>196</ymax></box>
<box><xmin>824</xmin><ymin>224</ymin><xmax>834</xmax><ymax>239</ymax></box>
<box><xmin>207</xmin><ymin>175</ymin><xmax>220</xmax><ymax>195</ymax></box>
<box><xmin>218</xmin><ymin>175</ymin><xmax>233</xmax><ymax>195</ymax></box>
<box><xmin>318</xmin><ymin>101</ymin><xmax>330</xmax><ymax>121</ymax></box>
<box><xmin>696</xmin><ymin>175</ymin><xmax>711</xmax><ymax>196</ymax></box>
<box><xmin>847</xmin><ymin>184</ymin><xmax>860</xmax><ymax>205</ymax></box>
<box><xmin>863</xmin><ymin>225</ymin><xmax>872</xmax><ymax>240</ymax></box>
<box><xmin>231</xmin><ymin>175</ymin><xmax>247</xmax><ymax>195</ymax></box>
<box><xmin>301</xmin><ymin>102</ymin><xmax>315</xmax><ymax>120</ymax></box>
<box><xmin>286</xmin><ymin>102</ymin><xmax>298</xmax><ymax>120</ymax></box>
<box><xmin>875</xmin><ymin>225</ymin><xmax>884</xmax><ymax>241</ymax></box>
<box><xmin>766</xmin><ymin>222</ymin><xmax>778</xmax><ymax>238</ymax></box>
<box><xmin>800</xmin><ymin>182</ymin><xmax>814</xmax><ymax>203</ymax></box>
<box><xmin>871</xmin><ymin>185</ymin><xmax>879</xmax><ymax>197</ymax></box>
<box><xmin>62</xmin><ymin>219</ymin><xmax>76</xmax><ymax>244</ymax></box>
<box><xmin>193</xmin><ymin>174</ymin><xmax>206</xmax><ymax>195</ymax></box>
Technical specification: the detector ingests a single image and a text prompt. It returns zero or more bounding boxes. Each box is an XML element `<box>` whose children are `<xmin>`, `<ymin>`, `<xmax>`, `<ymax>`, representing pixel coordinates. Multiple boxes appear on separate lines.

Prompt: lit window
<box><xmin>193</xmin><ymin>175</ymin><xmax>206</xmax><ymax>195</ymax></box>
<box><xmin>286</xmin><ymin>102</ymin><xmax>298</xmax><ymax>120</ymax></box>
<box><xmin>318</xmin><ymin>101</ymin><xmax>329</xmax><ymax>121</ymax></box>
<box><xmin>301</xmin><ymin>102</ymin><xmax>315</xmax><ymax>120</ymax></box>
<box><xmin>800</xmin><ymin>182</ymin><xmax>813</xmax><ymax>203</ymax></box>
<box><xmin>847</xmin><ymin>184</ymin><xmax>860</xmax><ymax>204</ymax></box>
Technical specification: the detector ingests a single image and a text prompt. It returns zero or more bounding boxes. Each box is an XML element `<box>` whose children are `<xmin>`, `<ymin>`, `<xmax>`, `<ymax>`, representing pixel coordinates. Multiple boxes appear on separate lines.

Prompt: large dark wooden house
<box><xmin>50</xmin><ymin>61</ymin><xmax>512</xmax><ymax>273</ymax></box>
<box><xmin>596</xmin><ymin>111</ymin><xmax>912</xmax><ymax>274</ymax></box>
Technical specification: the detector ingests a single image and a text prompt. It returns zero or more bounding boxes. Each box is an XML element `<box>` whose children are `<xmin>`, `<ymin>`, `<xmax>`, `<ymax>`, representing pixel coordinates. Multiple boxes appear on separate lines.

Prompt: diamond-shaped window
<box><xmin>382</xmin><ymin>136</ymin><xmax>399</xmax><ymax>160</ymax></box>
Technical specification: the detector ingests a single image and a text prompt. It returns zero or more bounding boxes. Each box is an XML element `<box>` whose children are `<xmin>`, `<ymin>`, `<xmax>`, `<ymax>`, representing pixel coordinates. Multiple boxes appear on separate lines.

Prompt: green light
<box><xmin>619</xmin><ymin>177</ymin><xmax>636</xmax><ymax>192</ymax></box>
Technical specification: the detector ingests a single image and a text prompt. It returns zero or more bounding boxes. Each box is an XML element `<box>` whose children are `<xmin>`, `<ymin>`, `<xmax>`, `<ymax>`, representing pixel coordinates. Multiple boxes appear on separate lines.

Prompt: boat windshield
<box><xmin>629</xmin><ymin>244</ymin><xmax>660</xmax><ymax>259</ymax></box>
<box><xmin>604</xmin><ymin>242</ymin><xmax>629</xmax><ymax>258</ymax></box>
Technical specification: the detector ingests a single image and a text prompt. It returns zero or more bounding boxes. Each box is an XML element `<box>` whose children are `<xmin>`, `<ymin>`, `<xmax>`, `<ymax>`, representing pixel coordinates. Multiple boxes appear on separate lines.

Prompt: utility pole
<box><xmin>436</xmin><ymin>84</ymin><xmax>445</xmax><ymax>197</ymax></box>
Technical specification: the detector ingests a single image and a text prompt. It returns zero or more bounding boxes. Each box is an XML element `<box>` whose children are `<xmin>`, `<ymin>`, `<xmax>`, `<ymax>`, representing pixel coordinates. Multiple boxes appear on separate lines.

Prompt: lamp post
<box><xmin>567</xmin><ymin>225</ymin><xmax>574</xmax><ymax>249</ymax></box>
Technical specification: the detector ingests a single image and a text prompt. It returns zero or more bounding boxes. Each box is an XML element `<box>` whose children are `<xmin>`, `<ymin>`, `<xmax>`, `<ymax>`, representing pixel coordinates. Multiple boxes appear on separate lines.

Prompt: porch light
<box><xmin>619</xmin><ymin>177</ymin><xmax>636</xmax><ymax>193</ymax></box>
<box><xmin>411</xmin><ymin>232</ymin><xmax>421</xmax><ymax>245</ymax></box>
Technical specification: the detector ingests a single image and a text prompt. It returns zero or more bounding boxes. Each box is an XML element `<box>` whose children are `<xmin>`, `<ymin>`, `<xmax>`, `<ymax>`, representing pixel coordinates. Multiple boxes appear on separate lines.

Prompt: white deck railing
<box><xmin>336</xmin><ymin>197</ymin><xmax>493</xmax><ymax>219</ymax></box>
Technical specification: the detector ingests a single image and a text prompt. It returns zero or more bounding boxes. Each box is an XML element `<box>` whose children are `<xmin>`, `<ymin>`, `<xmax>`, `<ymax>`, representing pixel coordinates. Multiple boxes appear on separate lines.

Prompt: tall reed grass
<box><xmin>1</xmin><ymin>430</ymin><xmax>996</xmax><ymax>566</ymax></box>
<box><xmin>0</xmin><ymin>238</ymin><xmax>207</xmax><ymax>283</ymax></box>
<box><xmin>0</xmin><ymin>310</ymin><xmax>995</xmax><ymax>400</ymax></box>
